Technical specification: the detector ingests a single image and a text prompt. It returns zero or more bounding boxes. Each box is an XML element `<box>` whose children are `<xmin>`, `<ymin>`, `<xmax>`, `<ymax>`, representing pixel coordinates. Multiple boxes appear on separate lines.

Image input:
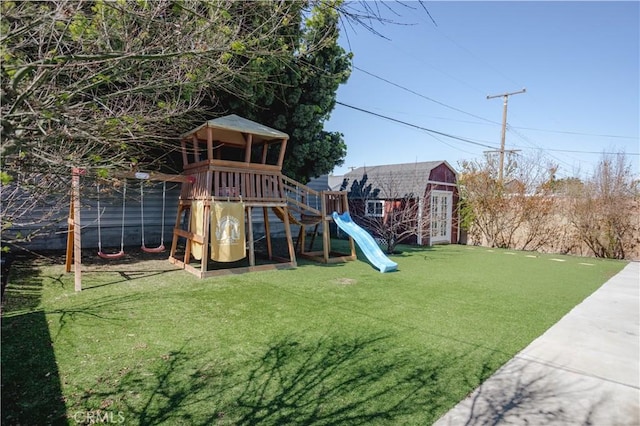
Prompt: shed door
<box><xmin>430</xmin><ymin>191</ymin><xmax>452</xmax><ymax>244</ymax></box>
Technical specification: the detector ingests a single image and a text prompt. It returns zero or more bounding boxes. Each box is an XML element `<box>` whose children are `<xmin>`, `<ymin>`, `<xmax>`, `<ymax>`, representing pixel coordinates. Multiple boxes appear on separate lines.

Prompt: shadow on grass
<box><xmin>1</xmin><ymin>256</ymin><xmax>67</xmax><ymax>425</ymax></box>
<box><xmin>46</xmin><ymin>293</ymin><xmax>147</xmax><ymax>343</ymax></box>
<box><xmin>89</xmin><ymin>332</ymin><xmax>625</xmax><ymax>425</ymax></box>
<box><xmin>59</xmin><ymin>246</ymin><xmax>182</xmax><ymax>291</ymax></box>
<box><xmin>76</xmin><ymin>333</ymin><xmax>496</xmax><ymax>425</ymax></box>
<box><xmin>233</xmin><ymin>333</ymin><xmax>449</xmax><ymax>425</ymax></box>
<box><xmin>78</xmin><ymin>270</ymin><xmax>180</xmax><ymax>291</ymax></box>
<box><xmin>1</xmin><ymin>250</ymin><xmax>169</xmax><ymax>424</ymax></box>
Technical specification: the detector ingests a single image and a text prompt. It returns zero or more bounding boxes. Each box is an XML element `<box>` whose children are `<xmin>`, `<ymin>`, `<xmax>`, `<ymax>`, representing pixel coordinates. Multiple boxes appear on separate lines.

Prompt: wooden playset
<box><xmin>65</xmin><ymin>115</ymin><xmax>356</xmax><ymax>289</ymax></box>
<box><xmin>167</xmin><ymin>114</ymin><xmax>355</xmax><ymax>278</ymax></box>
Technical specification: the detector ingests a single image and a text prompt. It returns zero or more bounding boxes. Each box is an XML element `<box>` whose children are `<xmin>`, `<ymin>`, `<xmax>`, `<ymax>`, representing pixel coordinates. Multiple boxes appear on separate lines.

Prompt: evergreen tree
<box><xmin>214</xmin><ymin>1</ymin><xmax>351</xmax><ymax>183</ymax></box>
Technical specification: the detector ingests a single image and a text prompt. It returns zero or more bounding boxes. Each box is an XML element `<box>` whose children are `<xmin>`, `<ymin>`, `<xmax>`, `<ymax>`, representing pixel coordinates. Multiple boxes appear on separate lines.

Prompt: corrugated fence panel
<box><xmin>8</xmin><ymin>181</ymin><xmax>313</xmax><ymax>252</ymax></box>
<box><xmin>81</xmin><ymin>182</ymin><xmax>182</xmax><ymax>251</ymax></box>
<box><xmin>8</xmin><ymin>181</ymin><xmax>182</xmax><ymax>251</ymax></box>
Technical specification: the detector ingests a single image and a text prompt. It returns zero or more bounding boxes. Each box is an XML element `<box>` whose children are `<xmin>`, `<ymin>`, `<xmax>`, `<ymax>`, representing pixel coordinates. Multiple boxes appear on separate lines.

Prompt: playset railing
<box><xmin>181</xmin><ymin>164</ymin><xmax>349</xmax><ymax>218</ymax></box>
<box><xmin>281</xmin><ymin>176</ymin><xmax>348</xmax><ymax>219</ymax></box>
<box><xmin>182</xmin><ymin>161</ymin><xmax>286</xmax><ymax>205</ymax></box>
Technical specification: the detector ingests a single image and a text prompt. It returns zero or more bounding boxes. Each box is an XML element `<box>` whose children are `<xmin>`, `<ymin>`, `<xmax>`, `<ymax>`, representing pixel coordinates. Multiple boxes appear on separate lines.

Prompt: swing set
<box><xmin>66</xmin><ymin>168</ymin><xmax>193</xmax><ymax>291</ymax></box>
<box><xmin>94</xmin><ymin>178</ymin><xmax>167</xmax><ymax>259</ymax></box>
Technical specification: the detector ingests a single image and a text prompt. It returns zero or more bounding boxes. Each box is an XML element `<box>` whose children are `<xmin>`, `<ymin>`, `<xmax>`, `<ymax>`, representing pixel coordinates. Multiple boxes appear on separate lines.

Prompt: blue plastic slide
<box><xmin>332</xmin><ymin>212</ymin><xmax>398</xmax><ymax>273</ymax></box>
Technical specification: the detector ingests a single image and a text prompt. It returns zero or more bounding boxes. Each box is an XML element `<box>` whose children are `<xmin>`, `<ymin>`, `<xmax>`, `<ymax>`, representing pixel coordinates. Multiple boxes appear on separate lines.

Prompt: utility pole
<box><xmin>486</xmin><ymin>88</ymin><xmax>526</xmax><ymax>181</ymax></box>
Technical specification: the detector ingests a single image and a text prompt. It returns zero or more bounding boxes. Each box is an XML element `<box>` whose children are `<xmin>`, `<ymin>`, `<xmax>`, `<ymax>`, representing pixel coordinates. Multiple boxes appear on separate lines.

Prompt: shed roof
<box><xmin>180</xmin><ymin>114</ymin><xmax>289</xmax><ymax>145</ymax></box>
<box><xmin>307</xmin><ymin>174</ymin><xmax>347</xmax><ymax>192</ymax></box>
<box><xmin>339</xmin><ymin>161</ymin><xmax>455</xmax><ymax>198</ymax></box>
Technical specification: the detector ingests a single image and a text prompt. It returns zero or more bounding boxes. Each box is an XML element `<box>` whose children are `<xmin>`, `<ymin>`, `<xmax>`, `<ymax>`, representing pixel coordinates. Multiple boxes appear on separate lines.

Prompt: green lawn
<box><xmin>1</xmin><ymin>243</ymin><xmax>626</xmax><ymax>425</ymax></box>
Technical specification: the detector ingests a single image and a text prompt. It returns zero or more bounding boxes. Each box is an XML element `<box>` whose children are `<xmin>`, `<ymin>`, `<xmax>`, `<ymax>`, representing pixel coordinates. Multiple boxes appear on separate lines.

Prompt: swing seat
<box><xmin>141</xmin><ymin>244</ymin><xmax>165</xmax><ymax>254</ymax></box>
<box><xmin>98</xmin><ymin>250</ymin><xmax>125</xmax><ymax>260</ymax></box>
<box><xmin>140</xmin><ymin>180</ymin><xmax>167</xmax><ymax>255</ymax></box>
<box><xmin>96</xmin><ymin>180</ymin><xmax>127</xmax><ymax>261</ymax></box>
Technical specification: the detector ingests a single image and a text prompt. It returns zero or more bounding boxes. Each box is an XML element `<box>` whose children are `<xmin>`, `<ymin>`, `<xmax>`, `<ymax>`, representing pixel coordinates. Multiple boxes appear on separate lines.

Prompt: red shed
<box><xmin>337</xmin><ymin>161</ymin><xmax>459</xmax><ymax>246</ymax></box>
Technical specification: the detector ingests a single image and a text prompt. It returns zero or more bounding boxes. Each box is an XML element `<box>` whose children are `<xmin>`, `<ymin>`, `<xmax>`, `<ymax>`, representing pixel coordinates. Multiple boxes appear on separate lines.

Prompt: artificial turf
<box><xmin>1</xmin><ymin>243</ymin><xmax>626</xmax><ymax>425</ymax></box>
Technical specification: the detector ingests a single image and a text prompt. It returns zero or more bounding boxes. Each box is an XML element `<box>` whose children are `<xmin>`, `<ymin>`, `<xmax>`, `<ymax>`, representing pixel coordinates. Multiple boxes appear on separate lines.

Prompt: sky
<box><xmin>325</xmin><ymin>1</ymin><xmax>639</xmax><ymax>179</ymax></box>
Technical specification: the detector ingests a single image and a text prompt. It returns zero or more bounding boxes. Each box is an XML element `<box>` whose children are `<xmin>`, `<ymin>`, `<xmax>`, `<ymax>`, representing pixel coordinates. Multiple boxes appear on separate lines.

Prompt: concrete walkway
<box><xmin>435</xmin><ymin>261</ymin><xmax>639</xmax><ymax>426</ymax></box>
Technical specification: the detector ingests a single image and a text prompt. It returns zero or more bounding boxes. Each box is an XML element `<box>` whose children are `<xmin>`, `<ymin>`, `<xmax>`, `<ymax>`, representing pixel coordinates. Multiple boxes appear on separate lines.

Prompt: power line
<box><xmin>354</xmin><ymin>66</ymin><xmax>639</xmax><ymax>141</ymax></box>
<box><xmin>354</xmin><ymin>66</ymin><xmax>500</xmax><ymax>125</ymax></box>
<box><xmin>417</xmin><ymin>126</ymin><xmax>480</xmax><ymax>156</ymax></box>
<box><xmin>335</xmin><ymin>101</ymin><xmax>499</xmax><ymax>150</ymax></box>
<box><xmin>506</xmin><ymin>126</ymin><xmax>638</xmax><ymax>140</ymax></box>
<box><xmin>336</xmin><ymin>101</ymin><xmax>640</xmax><ymax>158</ymax></box>
<box><xmin>506</xmin><ymin>125</ymin><xmax>582</xmax><ymax>171</ymax></box>
<box><xmin>511</xmin><ymin>145</ymin><xmax>640</xmax><ymax>156</ymax></box>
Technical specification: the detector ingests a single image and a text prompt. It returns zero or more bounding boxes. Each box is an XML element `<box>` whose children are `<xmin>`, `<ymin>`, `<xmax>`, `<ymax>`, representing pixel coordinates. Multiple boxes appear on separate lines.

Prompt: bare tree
<box><xmin>459</xmin><ymin>152</ymin><xmax>560</xmax><ymax>250</ymax></box>
<box><xmin>567</xmin><ymin>152</ymin><xmax>638</xmax><ymax>259</ymax></box>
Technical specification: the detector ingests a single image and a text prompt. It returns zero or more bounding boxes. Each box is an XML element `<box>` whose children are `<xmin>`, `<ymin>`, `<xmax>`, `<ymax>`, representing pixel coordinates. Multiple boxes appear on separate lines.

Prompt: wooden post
<box><xmin>207</xmin><ymin>127</ymin><xmax>214</xmax><ymax>161</ymax></box>
<box><xmin>181</xmin><ymin>139</ymin><xmax>189</xmax><ymax>166</ymax></box>
<box><xmin>277</xmin><ymin>138</ymin><xmax>288</xmax><ymax>168</ymax></box>
<box><xmin>203</xmin><ymin>171</ymin><xmax>213</xmax><ymax>273</ymax></box>
<box><xmin>321</xmin><ymin>193</ymin><xmax>330</xmax><ymax>263</ymax></box>
<box><xmin>70</xmin><ymin>168</ymin><xmax>84</xmax><ymax>291</ymax></box>
<box><xmin>169</xmin><ymin>204</ymin><xmax>183</xmax><ymax>262</ymax></box>
<box><xmin>201</xmin><ymin>202</ymin><xmax>210</xmax><ymax>275</ymax></box>
<box><xmin>183</xmin><ymin>206</ymin><xmax>192</xmax><ymax>266</ymax></box>
<box><xmin>247</xmin><ymin>206</ymin><xmax>255</xmax><ymax>266</ymax></box>
<box><xmin>282</xmin><ymin>207</ymin><xmax>297</xmax><ymax>267</ymax></box>
<box><xmin>65</xmin><ymin>201</ymin><xmax>74</xmax><ymax>273</ymax></box>
<box><xmin>244</xmin><ymin>133</ymin><xmax>253</xmax><ymax>163</ymax></box>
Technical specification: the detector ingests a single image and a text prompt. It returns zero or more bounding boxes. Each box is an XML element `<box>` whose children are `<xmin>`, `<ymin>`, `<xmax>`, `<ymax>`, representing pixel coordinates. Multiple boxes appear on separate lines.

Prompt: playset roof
<box><xmin>180</xmin><ymin>114</ymin><xmax>288</xmax><ymax>147</ymax></box>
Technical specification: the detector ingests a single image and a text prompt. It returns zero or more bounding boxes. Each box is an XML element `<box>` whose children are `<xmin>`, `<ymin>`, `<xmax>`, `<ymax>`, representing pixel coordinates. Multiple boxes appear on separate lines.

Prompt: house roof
<box><xmin>337</xmin><ymin>161</ymin><xmax>455</xmax><ymax>198</ymax></box>
<box><xmin>180</xmin><ymin>114</ymin><xmax>289</xmax><ymax>145</ymax></box>
<box><xmin>307</xmin><ymin>174</ymin><xmax>346</xmax><ymax>192</ymax></box>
